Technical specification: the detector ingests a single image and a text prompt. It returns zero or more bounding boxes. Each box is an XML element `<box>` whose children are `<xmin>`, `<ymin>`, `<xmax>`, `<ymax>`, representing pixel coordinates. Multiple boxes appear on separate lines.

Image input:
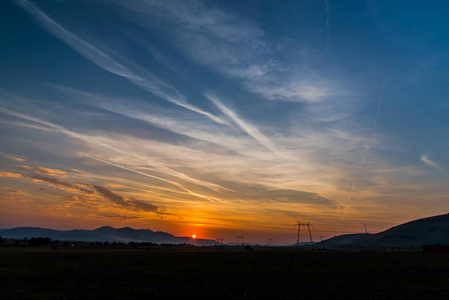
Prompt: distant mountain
<box><xmin>0</xmin><ymin>226</ymin><xmax>217</xmax><ymax>245</ymax></box>
<box><xmin>317</xmin><ymin>213</ymin><xmax>449</xmax><ymax>249</ymax></box>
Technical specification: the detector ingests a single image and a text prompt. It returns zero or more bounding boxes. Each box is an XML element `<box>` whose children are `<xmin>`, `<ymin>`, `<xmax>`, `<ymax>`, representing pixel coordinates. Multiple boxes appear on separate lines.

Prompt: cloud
<box><xmin>1</xmin><ymin>162</ymin><xmax>166</xmax><ymax>216</ymax></box>
<box><xmin>420</xmin><ymin>153</ymin><xmax>445</xmax><ymax>174</ymax></box>
<box><xmin>31</xmin><ymin>173</ymin><xmax>93</xmax><ymax>194</ymax></box>
<box><xmin>112</xmin><ymin>0</ymin><xmax>339</xmax><ymax>103</ymax></box>
<box><xmin>257</xmin><ymin>81</ymin><xmax>333</xmax><ymax>102</ymax></box>
<box><xmin>3</xmin><ymin>154</ymin><xmax>25</xmax><ymax>162</ymax></box>
<box><xmin>12</xmin><ymin>0</ymin><xmax>225</xmax><ymax>125</ymax></box>
<box><xmin>92</xmin><ymin>185</ymin><xmax>159</xmax><ymax>213</ymax></box>
<box><xmin>0</xmin><ymin>171</ymin><xmax>26</xmax><ymax>178</ymax></box>
<box><xmin>1</xmin><ymin>105</ymin><xmax>230</xmax><ymax>200</ymax></box>
<box><xmin>35</xmin><ymin>166</ymin><xmax>67</xmax><ymax>176</ymax></box>
<box><xmin>1</xmin><ymin>165</ymin><xmax>89</xmax><ymax>194</ymax></box>
<box><xmin>84</xmin><ymin>154</ymin><xmax>224</xmax><ymax>204</ymax></box>
<box><xmin>206</xmin><ymin>94</ymin><xmax>280</xmax><ymax>155</ymax></box>
<box><xmin>0</xmin><ymin>187</ymin><xmax>26</xmax><ymax>195</ymax></box>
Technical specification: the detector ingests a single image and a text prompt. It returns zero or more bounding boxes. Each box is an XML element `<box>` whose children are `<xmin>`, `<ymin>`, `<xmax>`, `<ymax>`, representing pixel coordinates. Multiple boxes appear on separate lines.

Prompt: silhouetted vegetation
<box><xmin>28</xmin><ymin>237</ymin><xmax>52</xmax><ymax>246</ymax></box>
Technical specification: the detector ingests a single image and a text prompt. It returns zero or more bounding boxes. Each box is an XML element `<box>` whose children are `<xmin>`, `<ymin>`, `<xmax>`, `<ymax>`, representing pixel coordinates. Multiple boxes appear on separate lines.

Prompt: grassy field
<box><xmin>1</xmin><ymin>247</ymin><xmax>449</xmax><ymax>299</ymax></box>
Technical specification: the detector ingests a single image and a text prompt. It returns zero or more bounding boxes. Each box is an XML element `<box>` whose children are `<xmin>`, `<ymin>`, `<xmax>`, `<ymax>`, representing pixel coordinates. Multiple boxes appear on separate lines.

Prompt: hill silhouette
<box><xmin>318</xmin><ymin>213</ymin><xmax>449</xmax><ymax>249</ymax></box>
<box><xmin>0</xmin><ymin>226</ymin><xmax>217</xmax><ymax>245</ymax></box>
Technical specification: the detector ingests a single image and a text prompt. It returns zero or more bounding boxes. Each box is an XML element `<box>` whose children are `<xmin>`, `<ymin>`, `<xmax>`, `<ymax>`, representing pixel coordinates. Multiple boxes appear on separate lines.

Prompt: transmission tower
<box><xmin>216</xmin><ymin>238</ymin><xmax>224</xmax><ymax>245</ymax></box>
<box><xmin>268</xmin><ymin>238</ymin><xmax>273</xmax><ymax>246</ymax></box>
<box><xmin>294</xmin><ymin>221</ymin><xmax>314</xmax><ymax>246</ymax></box>
<box><xmin>236</xmin><ymin>236</ymin><xmax>244</xmax><ymax>245</ymax></box>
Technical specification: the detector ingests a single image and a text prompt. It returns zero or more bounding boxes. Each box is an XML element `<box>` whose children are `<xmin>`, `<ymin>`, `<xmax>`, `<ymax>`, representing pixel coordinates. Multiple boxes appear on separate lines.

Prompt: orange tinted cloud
<box><xmin>35</xmin><ymin>166</ymin><xmax>66</xmax><ymax>176</ymax></box>
<box><xmin>17</xmin><ymin>165</ymin><xmax>31</xmax><ymax>170</ymax></box>
<box><xmin>0</xmin><ymin>171</ymin><xmax>26</xmax><ymax>178</ymax></box>
<box><xmin>4</xmin><ymin>155</ymin><xmax>24</xmax><ymax>162</ymax></box>
<box><xmin>2</xmin><ymin>162</ymin><xmax>170</xmax><ymax>220</ymax></box>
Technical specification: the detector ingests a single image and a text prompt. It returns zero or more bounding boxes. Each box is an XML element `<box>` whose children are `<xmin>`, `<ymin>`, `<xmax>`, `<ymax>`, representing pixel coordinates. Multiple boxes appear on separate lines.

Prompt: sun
<box><xmin>192</xmin><ymin>234</ymin><xmax>197</xmax><ymax>239</ymax></box>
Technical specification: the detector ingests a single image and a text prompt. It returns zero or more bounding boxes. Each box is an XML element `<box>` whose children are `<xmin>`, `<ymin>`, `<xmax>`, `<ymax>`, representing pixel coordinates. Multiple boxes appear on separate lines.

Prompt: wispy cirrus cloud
<box><xmin>112</xmin><ymin>0</ymin><xmax>339</xmax><ymax>103</ymax></box>
<box><xmin>11</xmin><ymin>0</ymin><xmax>225</xmax><ymax>125</ymax></box>
<box><xmin>0</xmin><ymin>104</ymin><xmax>341</xmax><ymax>207</ymax></box>
<box><xmin>3</xmin><ymin>154</ymin><xmax>25</xmax><ymax>162</ymax></box>
<box><xmin>420</xmin><ymin>153</ymin><xmax>445</xmax><ymax>174</ymax></box>
<box><xmin>206</xmin><ymin>94</ymin><xmax>281</xmax><ymax>157</ymax></box>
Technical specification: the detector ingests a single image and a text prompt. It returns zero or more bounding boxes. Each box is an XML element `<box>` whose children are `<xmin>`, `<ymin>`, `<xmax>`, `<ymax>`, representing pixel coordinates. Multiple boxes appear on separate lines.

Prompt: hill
<box><xmin>317</xmin><ymin>213</ymin><xmax>449</xmax><ymax>249</ymax></box>
<box><xmin>0</xmin><ymin>226</ymin><xmax>217</xmax><ymax>245</ymax></box>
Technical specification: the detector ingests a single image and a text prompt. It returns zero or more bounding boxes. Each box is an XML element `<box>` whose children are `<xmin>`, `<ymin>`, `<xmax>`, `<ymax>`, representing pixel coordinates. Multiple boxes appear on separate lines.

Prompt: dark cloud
<box><xmin>222</xmin><ymin>182</ymin><xmax>337</xmax><ymax>207</ymax></box>
<box><xmin>92</xmin><ymin>185</ymin><xmax>159</xmax><ymax>213</ymax></box>
<box><xmin>1</xmin><ymin>188</ymin><xmax>23</xmax><ymax>194</ymax></box>
<box><xmin>99</xmin><ymin>213</ymin><xmax>141</xmax><ymax>220</ymax></box>
<box><xmin>31</xmin><ymin>173</ymin><xmax>93</xmax><ymax>194</ymax></box>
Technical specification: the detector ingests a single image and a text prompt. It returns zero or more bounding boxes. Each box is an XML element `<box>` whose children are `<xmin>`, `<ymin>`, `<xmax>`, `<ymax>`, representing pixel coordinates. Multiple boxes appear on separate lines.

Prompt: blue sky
<box><xmin>1</xmin><ymin>0</ymin><xmax>448</xmax><ymax>243</ymax></box>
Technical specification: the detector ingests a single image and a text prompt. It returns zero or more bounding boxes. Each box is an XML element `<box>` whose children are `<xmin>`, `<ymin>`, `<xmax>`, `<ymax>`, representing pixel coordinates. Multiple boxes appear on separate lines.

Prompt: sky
<box><xmin>1</xmin><ymin>0</ymin><xmax>449</xmax><ymax>244</ymax></box>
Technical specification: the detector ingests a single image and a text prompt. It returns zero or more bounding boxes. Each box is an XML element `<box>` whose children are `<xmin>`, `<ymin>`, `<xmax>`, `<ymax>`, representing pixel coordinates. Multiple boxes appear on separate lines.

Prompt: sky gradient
<box><xmin>1</xmin><ymin>0</ymin><xmax>448</xmax><ymax>244</ymax></box>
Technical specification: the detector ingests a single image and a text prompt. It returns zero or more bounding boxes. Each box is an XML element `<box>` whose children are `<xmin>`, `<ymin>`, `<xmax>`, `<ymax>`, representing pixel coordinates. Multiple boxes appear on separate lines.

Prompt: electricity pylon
<box><xmin>294</xmin><ymin>221</ymin><xmax>314</xmax><ymax>246</ymax></box>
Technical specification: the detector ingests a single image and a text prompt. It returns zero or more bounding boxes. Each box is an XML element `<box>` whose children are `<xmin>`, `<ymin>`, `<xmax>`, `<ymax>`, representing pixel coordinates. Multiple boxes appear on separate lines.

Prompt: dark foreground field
<box><xmin>1</xmin><ymin>248</ymin><xmax>449</xmax><ymax>299</ymax></box>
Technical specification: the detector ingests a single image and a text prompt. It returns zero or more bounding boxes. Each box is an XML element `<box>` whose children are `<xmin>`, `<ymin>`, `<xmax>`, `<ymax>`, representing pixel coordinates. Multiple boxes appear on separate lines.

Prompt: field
<box><xmin>1</xmin><ymin>247</ymin><xmax>449</xmax><ymax>299</ymax></box>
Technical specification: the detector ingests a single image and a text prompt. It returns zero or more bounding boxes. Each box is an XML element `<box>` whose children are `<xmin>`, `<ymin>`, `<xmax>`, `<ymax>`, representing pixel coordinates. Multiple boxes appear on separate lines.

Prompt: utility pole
<box><xmin>364</xmin><ymin>223</ymin><xmax>368</xmax><ymax>234</ymax></box>
<box><xmin>236</xmin><ymin>236</ymin><xmax>244</xmax><ymax>245</ymax></box>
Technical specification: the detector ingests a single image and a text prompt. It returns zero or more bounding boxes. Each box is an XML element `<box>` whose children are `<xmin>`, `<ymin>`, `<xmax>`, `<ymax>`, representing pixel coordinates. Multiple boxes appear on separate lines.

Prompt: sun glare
<box><xmin>192</xmin><ymin>234</ymin><xmax>196</xmax><ymax>239</ymax></box>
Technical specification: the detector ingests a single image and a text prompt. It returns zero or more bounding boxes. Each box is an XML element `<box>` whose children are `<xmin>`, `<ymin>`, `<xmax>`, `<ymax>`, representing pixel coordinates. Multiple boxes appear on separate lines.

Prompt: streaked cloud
<box><xmin>11</xmin><ymin>0</ymin><xmax>225</xmax><ymax>125</ymax></box>
<box><xmin>0</xmin><ymin>162</ymin><xmax>167</xmax><ymax>216</ymax></box>
<box><xmin>92</xmin><ymin>185</ymin><xmax>160</xmax><ymax>214</ymax></box>
<box><xmin>3</xmin><ymin>154</ymin><xmax>25</xmax><ymax>162</ymax></box>
<box><xmin>2</xmin><ymin>0</ymin><xmax>449</xmax><ymax>240</ymax></box>
<box><xmin>111</xmin><ymin>0</ymin><xmax>340</xmax><ymax>103</ymax></box>
<box><xmin>420</xmin><ymin>153</ymin><xmax>445</xmax><ymax>174</ymax></box>
<box><xmin>206</xmin><ymin>94</ymin><xmax>280</xmax><ymax>155</ymax></box>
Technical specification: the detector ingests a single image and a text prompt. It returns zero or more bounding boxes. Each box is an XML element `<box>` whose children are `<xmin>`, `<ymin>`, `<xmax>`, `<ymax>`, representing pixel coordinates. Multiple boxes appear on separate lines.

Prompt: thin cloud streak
<box><xmin>113</xmin><ymin>0</ymin><xmax>338</xmax><ymax>103</ymax></box>
<box><xmin>3</xmin><ymin>154</ymin><xmax>25</xmax><ymax>162</ymax></box>
<box><xmin>12</xmin><ymin>0</ymin><xmax>225</xmax><ymax>125</ymax></box>
<box><xmin>83</xmin><ymin>154</ymin><xmax>224</xmax><ymax>204</ymax></box>
<box><xmin>206</xmin><ymin>94</ymin><xmax>281</xmax><ymax>156</ymax></box>
<box><xmin>0</xmin><ymin>106</ymin><xmax>229</xmax><ymax>199</ymax></box>
<box><xmin>420</xmin><ymin>153</ymin><xmax>445</xmax><ymax>174</ymax></box>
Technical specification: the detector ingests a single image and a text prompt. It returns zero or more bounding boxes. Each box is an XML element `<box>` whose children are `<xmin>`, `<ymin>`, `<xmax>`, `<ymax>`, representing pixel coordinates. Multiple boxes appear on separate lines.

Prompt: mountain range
<box><xmin>0</xmin><ymin>226</ymin><xmax>217</xmax><ymax>246</ymax></box>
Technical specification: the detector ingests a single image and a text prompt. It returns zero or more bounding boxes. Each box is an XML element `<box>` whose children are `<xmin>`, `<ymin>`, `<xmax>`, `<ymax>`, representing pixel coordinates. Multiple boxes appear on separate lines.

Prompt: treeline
<box><xmin>0</xmin><ymin>235</ymin><xmax>197</xmax><ymax>249</ymax></box>
<box><xmin>0</xmin><ymin>236</ymin><xmax>57</xmax><ymax>247</ymax></box>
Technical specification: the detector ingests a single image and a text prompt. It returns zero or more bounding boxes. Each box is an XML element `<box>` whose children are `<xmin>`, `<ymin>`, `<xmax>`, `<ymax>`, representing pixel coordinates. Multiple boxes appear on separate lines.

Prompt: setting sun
<box><xmin>192</xmin><ymin>234</ymin><xmax>196</xmax><ymax>239</ymax></box>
